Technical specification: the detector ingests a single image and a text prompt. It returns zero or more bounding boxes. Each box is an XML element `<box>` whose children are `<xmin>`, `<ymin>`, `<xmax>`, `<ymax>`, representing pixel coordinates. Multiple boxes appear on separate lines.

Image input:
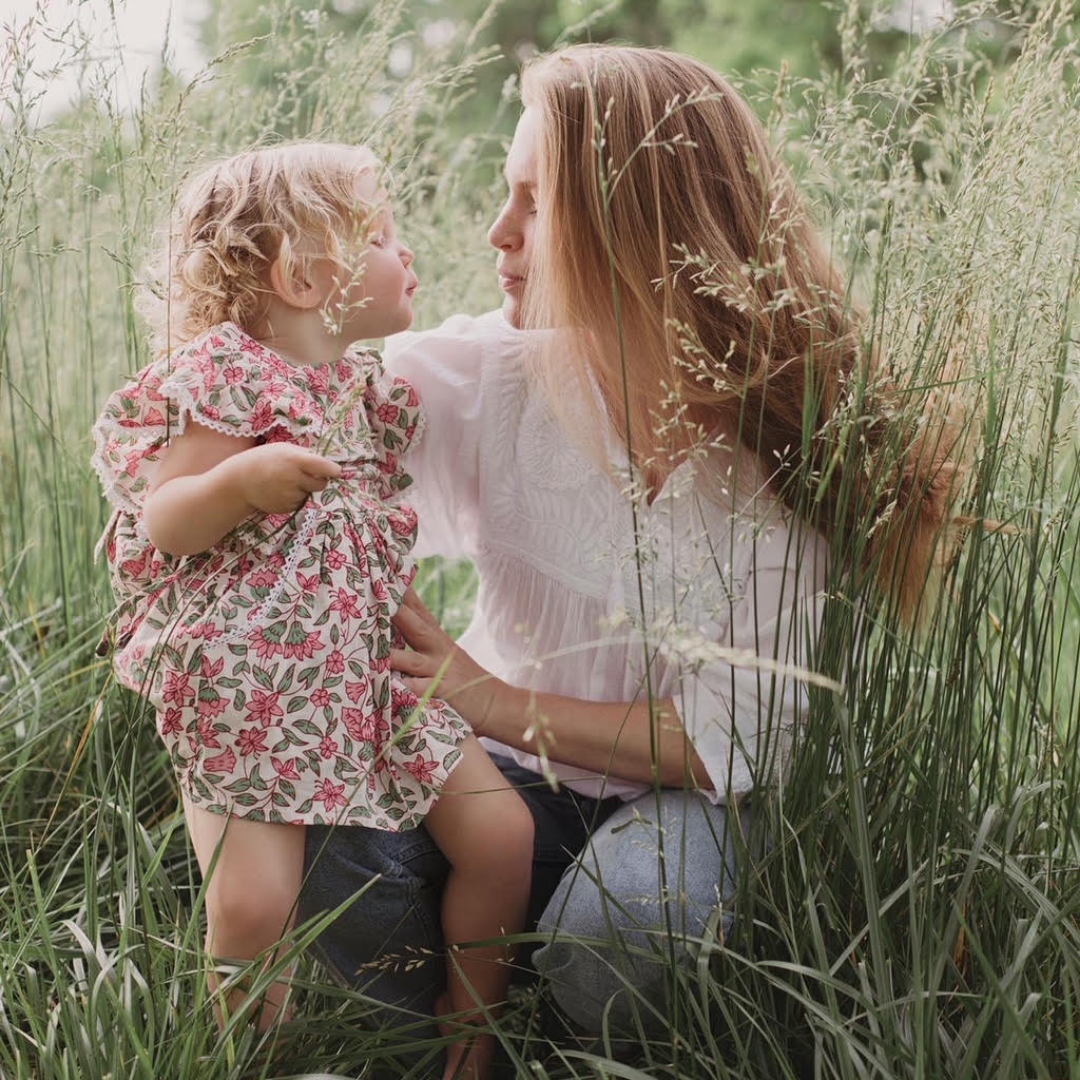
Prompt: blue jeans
<box><xmin>298</xmin><ymin>756</ymin><xmax>749</xmax><ymax>1039</ymax></box>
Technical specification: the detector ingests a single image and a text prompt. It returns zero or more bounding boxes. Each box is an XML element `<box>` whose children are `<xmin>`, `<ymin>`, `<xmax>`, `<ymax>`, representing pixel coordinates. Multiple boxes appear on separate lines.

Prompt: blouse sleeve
<box><xmin>382</xmin><ymin>313</ymin><xmax>489</xmax><ymax>560</ymax></box>
<box><xmin>667</xmin><ymin>507</ymin><xmax>830</xmax><ymax>805</ymax></box>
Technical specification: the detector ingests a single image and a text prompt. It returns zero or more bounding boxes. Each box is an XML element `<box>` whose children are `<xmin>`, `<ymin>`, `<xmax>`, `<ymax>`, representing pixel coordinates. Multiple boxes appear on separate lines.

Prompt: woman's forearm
<box><xmin>143</xmin><ymin>455</ymin><xmax>254</xmax><ymax>556</ymax></box>
<box><xmin>484</xmin><ymin>684</ymin><xmax>712</xmax><ymax>791</ymax></box>
<box><xmin>388</xmin><ymin>589</ymin><xmax>713</xmax><ymax>791</ymax></box>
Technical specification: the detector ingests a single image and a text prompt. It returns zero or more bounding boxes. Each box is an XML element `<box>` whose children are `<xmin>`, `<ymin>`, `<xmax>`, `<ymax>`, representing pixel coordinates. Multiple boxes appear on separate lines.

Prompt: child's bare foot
<box><xmin>436</xmin><ymin>993</ymin><xmax>495</xmax><ymax>1080</ymax></box>
<box><xmin>443</xmin><ymin>1035</ymin><xmax>495</xmax><ymax>1080</ymax></box>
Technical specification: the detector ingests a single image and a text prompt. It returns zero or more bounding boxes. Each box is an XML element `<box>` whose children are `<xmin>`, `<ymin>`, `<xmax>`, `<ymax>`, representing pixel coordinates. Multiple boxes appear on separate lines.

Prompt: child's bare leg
<box><xmin>423</xmin><ymin>737</ymin><xmax>534</xmax><ymax>1080</ymax></box>
<box><xmin>182</xmin><ymin>793</ymin><xmax>306</xmax><ymax>1032</ymax></box>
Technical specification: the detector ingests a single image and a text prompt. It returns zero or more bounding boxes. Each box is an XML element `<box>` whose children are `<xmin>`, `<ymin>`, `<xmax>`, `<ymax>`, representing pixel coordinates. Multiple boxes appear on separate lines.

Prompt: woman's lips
<box><xmin>498</xmin><ymin>272</ymin><xmax>524</xmax><ymax>292</ymax></box>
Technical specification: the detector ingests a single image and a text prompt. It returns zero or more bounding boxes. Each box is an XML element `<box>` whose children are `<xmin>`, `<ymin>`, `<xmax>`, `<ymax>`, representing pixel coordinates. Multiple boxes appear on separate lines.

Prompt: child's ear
<box><xmin>268</xmin><ymin>253</ymin><xmax>324</xmax><ymax>311</ymax></box>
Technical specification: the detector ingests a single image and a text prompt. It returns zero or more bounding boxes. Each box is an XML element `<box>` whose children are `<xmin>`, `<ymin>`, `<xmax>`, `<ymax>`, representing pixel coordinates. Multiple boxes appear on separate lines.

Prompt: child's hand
<box><xmin>236</xmin><ymin>443</ymin><xmax>343</xmax><ymax>514</ymax></box>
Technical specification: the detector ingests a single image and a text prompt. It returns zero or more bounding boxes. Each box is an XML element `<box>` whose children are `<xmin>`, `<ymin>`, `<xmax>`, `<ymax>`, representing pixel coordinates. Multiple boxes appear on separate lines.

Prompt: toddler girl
<box><xmin>91</xmin><ymin>142</ymin><xmax>533</xmax><ymax>1078</ymax></box>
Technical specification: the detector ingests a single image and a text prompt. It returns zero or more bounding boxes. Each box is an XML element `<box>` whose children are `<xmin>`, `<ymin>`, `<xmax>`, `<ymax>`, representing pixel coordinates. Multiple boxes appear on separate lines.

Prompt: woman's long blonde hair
<box><xmin>521</xmin><ymin>44</ymin><xmax>963</xmax><ymax>625</ymax></box>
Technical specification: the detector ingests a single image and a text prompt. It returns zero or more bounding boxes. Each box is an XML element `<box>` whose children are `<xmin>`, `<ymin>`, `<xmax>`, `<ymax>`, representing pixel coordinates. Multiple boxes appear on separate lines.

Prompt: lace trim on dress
<box><xmin>92</xmin><ymin>405</ymin><xmax>297</xmax><ymax>557</ymax></box>
<box><xmin>154</xmin><ymin>369</ymin><xmax>317</xmax><ymax>443</ymax></box>
<box><xmin>216</xmin><ymin>505</ymin><xmax>322</xmax><ymax>644</ymax></box>
<box><xmin>91</xmin><ymin>386</ymin><xmax>317</xmax><ymax>525</ymax></box>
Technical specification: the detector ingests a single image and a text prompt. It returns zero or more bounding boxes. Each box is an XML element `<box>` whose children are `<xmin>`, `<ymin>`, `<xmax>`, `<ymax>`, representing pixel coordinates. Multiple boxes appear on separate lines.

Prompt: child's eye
<box><xmin>369</xmin><ymin>234</ymin><xmax>388</xmax><ymax>248</ymax></box>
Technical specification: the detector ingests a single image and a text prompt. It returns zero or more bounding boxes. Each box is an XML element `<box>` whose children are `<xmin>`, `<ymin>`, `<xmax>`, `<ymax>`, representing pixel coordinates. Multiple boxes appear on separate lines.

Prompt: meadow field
<box><xmin>1</xmin><ymin>0</ymin><xmax>1079</xmax><ymax>1076</ymax></box>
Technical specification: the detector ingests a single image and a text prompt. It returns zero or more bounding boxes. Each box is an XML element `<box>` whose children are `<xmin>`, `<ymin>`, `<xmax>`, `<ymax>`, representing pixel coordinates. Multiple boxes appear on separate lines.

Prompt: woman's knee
<box><xmin>533</xmin><ymin>792</ymin><xmax>749</xmax><ymax>1032</ymax></box>
<box><xmin>543</xmin><ymin>792</ymin><xmax>741</xmax><ymax>936</ymax></box>
<box><xmin>532</xmin><ymin>845</ymin><xmax>674</xmax><ymax>1033</ymax></box>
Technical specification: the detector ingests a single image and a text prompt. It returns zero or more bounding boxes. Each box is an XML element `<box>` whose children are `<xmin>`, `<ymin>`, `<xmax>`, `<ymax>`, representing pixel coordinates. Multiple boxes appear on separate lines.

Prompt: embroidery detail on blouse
<box><xmin>478</xmin><ymin>353</ymin><xmax>620</xmax><ymax>599</ymax></box>
<box><xmin>518</xmin><ymin>393</ymin><xmax>595</xmax><ymax>492</ymax></box>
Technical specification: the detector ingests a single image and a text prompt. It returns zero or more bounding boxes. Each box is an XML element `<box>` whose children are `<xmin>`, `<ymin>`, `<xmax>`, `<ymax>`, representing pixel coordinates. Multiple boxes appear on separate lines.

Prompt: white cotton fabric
<box><xmin>384</xmin><ymin>310</ymin><xmax>828</xmax><ymax>805</ymax></box>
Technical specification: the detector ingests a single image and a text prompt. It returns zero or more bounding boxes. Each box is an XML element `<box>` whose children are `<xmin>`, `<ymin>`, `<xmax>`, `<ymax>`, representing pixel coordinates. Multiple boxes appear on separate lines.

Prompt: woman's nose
<box><xmin>488</xmin><ymin>204</ymin><xmax>520</xmax><ymax>252</ymax></box>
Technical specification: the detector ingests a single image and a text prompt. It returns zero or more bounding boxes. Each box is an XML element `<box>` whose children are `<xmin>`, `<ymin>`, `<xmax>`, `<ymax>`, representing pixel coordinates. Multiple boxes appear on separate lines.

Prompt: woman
<box><xmin>299</xmin><ymin>43</ymin><xmax>959</xmax><ymax>1039</ymax></box>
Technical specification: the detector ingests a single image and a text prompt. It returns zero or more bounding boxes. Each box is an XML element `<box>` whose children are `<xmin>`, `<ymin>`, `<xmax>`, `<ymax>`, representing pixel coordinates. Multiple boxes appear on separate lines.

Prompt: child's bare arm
<box><xmin>143</xmin><ymin>420</ymin><xmax>341</xmax><ymax>556</ymax></box>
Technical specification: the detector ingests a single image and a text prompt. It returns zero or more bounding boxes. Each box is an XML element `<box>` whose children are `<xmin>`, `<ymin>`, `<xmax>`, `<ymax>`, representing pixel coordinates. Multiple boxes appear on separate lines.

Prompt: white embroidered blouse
<box><xmin>385</xmin><ymin>310</ymin><xmax>829</xmax><ymax>805</ymax></box>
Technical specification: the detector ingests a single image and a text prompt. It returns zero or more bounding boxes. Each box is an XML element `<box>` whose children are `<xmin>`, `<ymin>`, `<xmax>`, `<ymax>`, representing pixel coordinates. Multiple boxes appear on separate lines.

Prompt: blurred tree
<box><xmin>194</xmin><ymin>0</ymin><xmax>1077</xmax><ymax>180</ymax></box>
<box><xmin>669</xmin><ymin>0</ymin><xmax>845</xmax><ymax>79</ymax></box>
<box><xmin>195</xmin><ymin>0</ymin><xmax>861</xmax><ymax>140</ymax></box>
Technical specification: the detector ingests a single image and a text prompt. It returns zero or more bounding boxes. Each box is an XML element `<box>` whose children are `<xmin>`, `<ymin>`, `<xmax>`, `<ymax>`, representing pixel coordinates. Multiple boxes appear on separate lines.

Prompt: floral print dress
<box><xmin>91</xmin><ymin>322</ymin><xmax>468</xmax><ymax>829</ymax></box>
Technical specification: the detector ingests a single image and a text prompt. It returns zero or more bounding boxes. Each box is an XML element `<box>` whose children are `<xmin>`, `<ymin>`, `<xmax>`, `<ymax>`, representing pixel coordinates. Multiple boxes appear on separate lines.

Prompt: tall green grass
<box><xmin>1</xmin><ymin>0</ymin><xmax>1078</xmax><ymax>1076</ymax></box>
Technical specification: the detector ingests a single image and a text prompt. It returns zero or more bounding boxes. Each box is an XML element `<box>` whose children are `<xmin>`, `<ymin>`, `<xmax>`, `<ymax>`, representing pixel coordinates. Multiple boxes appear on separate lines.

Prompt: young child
<box><xmin>91</xmin><ymin>142</ymin><xmax>533</xmax><ymax>1079</ymax></box>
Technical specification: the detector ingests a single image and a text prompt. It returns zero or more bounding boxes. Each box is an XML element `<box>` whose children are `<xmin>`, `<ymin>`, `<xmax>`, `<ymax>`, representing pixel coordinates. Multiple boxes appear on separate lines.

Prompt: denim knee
<box><xmin>299</xmin><ymin>823</ymin><xmax>449</xmax><ymax>1017</ymax></box>
<box><xmin>533</xmin><ymin>791</ymin><xmax>749</xmax><ymax>1036</ymax></box>
<box><xmin>533</xmin><ymin>893</ymin><xmax>671</xmax><ymax>1034</ymax></box>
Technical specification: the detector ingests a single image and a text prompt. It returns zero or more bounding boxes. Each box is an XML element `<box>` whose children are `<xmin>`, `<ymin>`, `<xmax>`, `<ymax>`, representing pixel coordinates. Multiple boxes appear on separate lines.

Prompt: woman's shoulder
<box><xmin>381</xmin><ymin>311</ymin><xmax>531</xmax><ymax>450</ymax></box>
<box><xmin>383</xmin><ymin>310</ymin><xmax>527</xmax><ymax>383</ymax></box>
<box><xmin>683</xmin><ymin>440</ymin><xmax>827</xmax><ymax>567</ymax></box>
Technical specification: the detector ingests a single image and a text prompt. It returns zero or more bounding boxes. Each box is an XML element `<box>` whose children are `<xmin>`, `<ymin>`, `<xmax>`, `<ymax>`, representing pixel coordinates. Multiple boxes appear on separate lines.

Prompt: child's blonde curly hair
<box><xmin>143</xmin><ymin>142</ymin><xmax>382</xmax><ymax>353</ymax></box>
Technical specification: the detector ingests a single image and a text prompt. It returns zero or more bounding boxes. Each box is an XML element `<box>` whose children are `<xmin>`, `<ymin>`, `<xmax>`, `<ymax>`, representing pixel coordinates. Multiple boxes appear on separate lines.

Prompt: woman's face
<box><xmin>488</xmin><ymin>107</ymin><xmax>542</xmax><ymax>329</ymax></box>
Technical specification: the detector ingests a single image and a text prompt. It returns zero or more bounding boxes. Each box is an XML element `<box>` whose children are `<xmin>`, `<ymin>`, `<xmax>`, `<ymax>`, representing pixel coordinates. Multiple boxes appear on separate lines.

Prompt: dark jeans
<box><xmin>298</xmin><ymin>755</ymin><xmax>749</xmax><ymax>1038</ymax></box>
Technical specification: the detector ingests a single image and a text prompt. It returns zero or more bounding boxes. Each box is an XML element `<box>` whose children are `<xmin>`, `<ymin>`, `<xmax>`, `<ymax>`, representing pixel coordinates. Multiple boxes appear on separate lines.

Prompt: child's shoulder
<box><xmin>93</xmin><ymin>323</ymin><xmax>321</xmax><ymax>474</ymax></box>
<box><xmin>157</xmin><ymin>322</ymin><xmax>287</xmax><ymax>379</ymax></box>
<box><xmin>122</xmin><ymin>323</ymin><xmax>264</xmax><ymax>402</ymax></box>
<box><xmin>343</xmin><ymin>340</ymin><xmax>385</xmax><ymax>381</ymax></box>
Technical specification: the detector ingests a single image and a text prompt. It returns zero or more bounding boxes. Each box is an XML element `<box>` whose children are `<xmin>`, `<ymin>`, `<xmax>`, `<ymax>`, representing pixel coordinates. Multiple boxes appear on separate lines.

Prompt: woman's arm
<box><xmin>143</xmin><ymin>421</ymin><xmax>341</xmax><ymax>556</ymax></box>
<box><xmin>491</xmin><ymin>686</ymin><xmax>712</xmax><ymax>791</ymax></box>
<box><xmin>390</xmin><ymin>588</ymin><xmax>712</xmax><ymax>790</ymax></box>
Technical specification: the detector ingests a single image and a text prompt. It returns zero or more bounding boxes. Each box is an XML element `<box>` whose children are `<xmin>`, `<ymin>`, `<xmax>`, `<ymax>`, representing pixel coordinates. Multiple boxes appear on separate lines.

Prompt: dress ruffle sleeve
<box><xmin>383</xmin><ymin>313</ymin><xmax>492</xmax><ymax>560</ymax></box>
<box><xmin>90</xmin><ymin>323</ymin><xmax>318</xmax><ymax>517</ymax></box>
<box><xmin>355</xmin><ymin>347</ymin><xmax>424</xmax><ymax>504</ymax></box>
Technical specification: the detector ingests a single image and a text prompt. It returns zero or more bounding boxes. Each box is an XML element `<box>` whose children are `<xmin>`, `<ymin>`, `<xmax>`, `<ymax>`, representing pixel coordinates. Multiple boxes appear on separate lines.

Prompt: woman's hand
<box><xmin>390</xmin><ymin>588</ymin><xmax>511</xmax><ymax>735</ymax></box>
<box><xmin>391</xmin><ymin>590</ymin><xmax>713</xmax><ymax>790</ymax></box>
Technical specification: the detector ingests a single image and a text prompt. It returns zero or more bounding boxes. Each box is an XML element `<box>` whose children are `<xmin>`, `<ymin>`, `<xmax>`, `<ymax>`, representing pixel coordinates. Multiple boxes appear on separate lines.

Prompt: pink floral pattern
<box><xmin>91</xmin><ymin>322</ymin><xmax>467</xmax><ymax>829</ymax></box>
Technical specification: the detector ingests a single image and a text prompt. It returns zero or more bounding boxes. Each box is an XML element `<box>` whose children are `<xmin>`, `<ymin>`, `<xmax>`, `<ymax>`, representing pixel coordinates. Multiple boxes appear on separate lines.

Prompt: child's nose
<box><xmin>400</xmin><ymin>244</ymin><xmax>414</xmax><ymax>266</ymax></box>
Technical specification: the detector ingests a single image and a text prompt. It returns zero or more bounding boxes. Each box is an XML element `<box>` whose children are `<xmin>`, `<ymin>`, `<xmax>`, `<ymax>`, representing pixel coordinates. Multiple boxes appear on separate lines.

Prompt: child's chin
<box><xmin>358</xmin><ymin>311</ymin><xmax>413</xmax><ymax>339</ymax></box>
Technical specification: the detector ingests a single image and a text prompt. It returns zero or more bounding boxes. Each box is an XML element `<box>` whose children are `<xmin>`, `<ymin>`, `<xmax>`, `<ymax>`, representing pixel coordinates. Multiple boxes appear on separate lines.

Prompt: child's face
<box><xmin>318</xmin><ymin>182</ymin><xmax>418</xmax><ymax>340</ymax></box>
